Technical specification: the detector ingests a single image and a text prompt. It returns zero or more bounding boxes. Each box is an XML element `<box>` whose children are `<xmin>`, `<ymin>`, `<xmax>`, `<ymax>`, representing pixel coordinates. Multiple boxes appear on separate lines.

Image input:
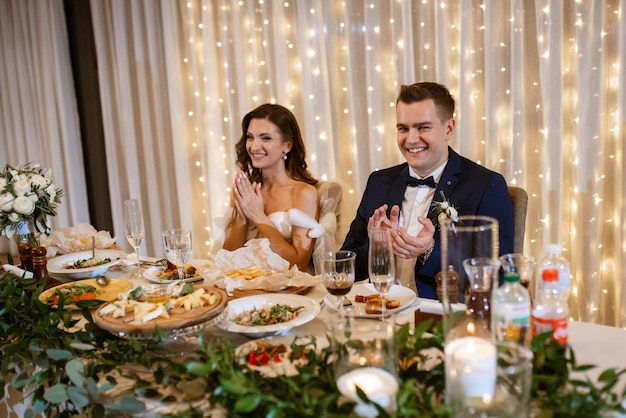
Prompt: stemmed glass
<box><xmin>162</xmin><ymin>228</ymin><xmax>192</xmax><ymax>283</ymax></box>
<box><xmin>124</xmin><ymin>199</ymin><xmax>145</xmax><ymax>266</ymax></box>
<box><xmin>368</xmin><ymin>226</ymin><xmax>395</xmax><ymax>322</ymax></box>
<box><xmin>320</xmin><ymin>250</ymin><xmax>356</xmax><ymax>316</ymax></box>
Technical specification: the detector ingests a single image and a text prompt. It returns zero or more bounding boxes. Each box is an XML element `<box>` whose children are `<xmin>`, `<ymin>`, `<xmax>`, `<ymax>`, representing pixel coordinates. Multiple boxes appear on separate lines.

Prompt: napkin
<box><xmin>419</xmin><ymin>299</ymin><xmax>466</xmax><ymax>314</ymax></box>
<box><xmin>3</xmin><ymin>264</ymin><xmax>34</xmax><ymax>279</ymax></box>
<box><xmin>39</xmin><ymin>223</ymin><xmax>117</xmax><ymax>257</ymax></box>
<box><xmin>200</xmin><ymin>238</ymin><xmax>321</xmax><ymax>295</ymax></box>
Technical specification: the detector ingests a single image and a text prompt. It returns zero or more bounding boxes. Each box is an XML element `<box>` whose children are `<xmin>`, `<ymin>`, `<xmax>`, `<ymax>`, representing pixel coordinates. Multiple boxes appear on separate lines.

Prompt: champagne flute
<box><xmin>162</xmin><ymin>228</ymin><xmax>192</xmax><ymax>283</ymax></box>
<box><xmin>368</xmin><ymin>226</ymin><xmax>395</xmax><ymax>322</ymax></box>
<box><xmin>124</xmin><ymin>199</ymin><xmax>145</xmax><ymax>266</ymax></box>
<box><xmin>320</xmin><ymin>250</ymin><xmax>356</xmax><ymax>316</ymax></box>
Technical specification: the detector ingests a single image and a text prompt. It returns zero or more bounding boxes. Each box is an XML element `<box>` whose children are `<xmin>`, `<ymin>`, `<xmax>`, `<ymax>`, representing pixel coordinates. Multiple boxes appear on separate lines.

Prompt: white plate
<box><xmin>143</xmin><ymin>259</ymin><xmax>207</xmax><ymax>283</ymax></box>
<box><xmin>236</xmin><ymin>335</ymin><xmax>328</xmax><ymax>377</ymax></box>
<box><xmin>47</xmin><ymin>250</ymin><xmax>126</xmax><ymax>280</ymax></box>
<box><xmin>324</xmin><ymin>283</ymin><xmax>417</xmax><ymax>317</ymax></box>
<box><xmin>217</xmin><ymin>293</ymin><xmax>321</xmax><ymax>338</ymax></box>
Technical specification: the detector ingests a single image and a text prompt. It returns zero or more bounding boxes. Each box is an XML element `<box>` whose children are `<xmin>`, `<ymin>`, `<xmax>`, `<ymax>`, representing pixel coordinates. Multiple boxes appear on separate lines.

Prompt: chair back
<box><xmin>311</xmin><ymin>181</ymin><xmax>345</xmax><ymax>274</ymax></box>
<box><xmin>508</xmin><ymin>186</ymin><xmax>528</xmax><ymax>253</ymax></box>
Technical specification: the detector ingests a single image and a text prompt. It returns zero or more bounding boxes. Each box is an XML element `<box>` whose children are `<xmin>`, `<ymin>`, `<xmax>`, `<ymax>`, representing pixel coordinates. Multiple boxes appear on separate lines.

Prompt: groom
<box><xmin>341</xmin><ymin>82</ymin><xmax>514</xmax><ymax>299</ymax></box>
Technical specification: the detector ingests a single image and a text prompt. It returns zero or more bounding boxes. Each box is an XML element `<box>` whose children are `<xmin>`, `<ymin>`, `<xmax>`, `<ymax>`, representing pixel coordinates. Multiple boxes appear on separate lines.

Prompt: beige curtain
<box><xmin>2</xmin><ymin>0</ymin><xmax>625</xmax><ymax>327</ymax></box>
<box><xmin>0</xmin><ymin>0</ymin><xmax>90</xmax><ymax>254</ymax></box>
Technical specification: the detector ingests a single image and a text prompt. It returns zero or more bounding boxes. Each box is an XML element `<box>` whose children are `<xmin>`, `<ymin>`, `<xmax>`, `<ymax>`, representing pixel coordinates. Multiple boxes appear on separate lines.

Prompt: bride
<box><xmin>223</xmin><ymin>103</ymin><xmax>321</xmax><ymax>272</ymax></box>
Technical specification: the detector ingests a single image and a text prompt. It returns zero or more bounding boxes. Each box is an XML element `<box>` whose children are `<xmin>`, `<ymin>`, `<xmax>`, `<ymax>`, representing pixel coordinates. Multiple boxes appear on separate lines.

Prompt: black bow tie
<box><xmin>406</xmin><ymin>176</ymin><xmax>437</xmax><ymax>188</ymax></box>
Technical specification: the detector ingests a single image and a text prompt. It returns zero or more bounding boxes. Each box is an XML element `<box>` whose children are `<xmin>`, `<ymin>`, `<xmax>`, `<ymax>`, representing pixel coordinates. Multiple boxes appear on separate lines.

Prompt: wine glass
<box><xmin>124</xmin><ymin>199</ymin><xmax>145</xmax><ymax>266</ymax></box>
<box><xmin>162</xmin><ymin>228</ymin><xmax>192</xmax><ymax>283</ymax></box>
<box><xmin>319</xmin><ymin>250</ymin><xmax>356</xmax><ymax>316</ymax></box>
<box><xmin>368</xmin><ymin>226</ymin><xmax>395</xmax><ymax>322</ymax></box>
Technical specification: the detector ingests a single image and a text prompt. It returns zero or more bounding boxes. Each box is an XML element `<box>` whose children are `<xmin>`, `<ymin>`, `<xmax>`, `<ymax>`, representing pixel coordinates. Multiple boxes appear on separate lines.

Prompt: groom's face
<box><xmin>396</xmin><ymin>99</ymin><xmax>455</xmax><ymax>178</ymax></box>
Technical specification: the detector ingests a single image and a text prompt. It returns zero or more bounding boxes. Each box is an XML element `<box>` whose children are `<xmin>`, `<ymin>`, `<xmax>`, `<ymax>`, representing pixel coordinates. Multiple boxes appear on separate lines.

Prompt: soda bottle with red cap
<box><xmin>531</xmin><ymin>268</ymin><xmax>568</xmax><ymax>346</ymax></box>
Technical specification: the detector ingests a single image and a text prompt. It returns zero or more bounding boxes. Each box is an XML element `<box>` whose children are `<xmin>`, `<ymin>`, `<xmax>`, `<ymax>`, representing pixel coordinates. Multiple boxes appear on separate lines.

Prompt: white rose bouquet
<box><xmin>0</xmin><ymin>163</ymin><xmax>64</xmax><ymax>238</ymax></box>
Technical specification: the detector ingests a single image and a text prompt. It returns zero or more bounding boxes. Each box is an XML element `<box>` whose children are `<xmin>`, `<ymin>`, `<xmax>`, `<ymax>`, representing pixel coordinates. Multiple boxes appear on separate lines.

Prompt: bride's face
<box><xmin>246</xmin><ymin>118</ymin><xmax>291</xmax><ymax>169</ymax></box>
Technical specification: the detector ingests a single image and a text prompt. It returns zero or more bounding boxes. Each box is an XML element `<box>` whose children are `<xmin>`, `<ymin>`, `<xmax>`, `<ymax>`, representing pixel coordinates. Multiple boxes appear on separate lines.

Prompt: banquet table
<box><xmin>4</xmin><ymin>259</ymin><xmax>626</xmax><ymax>417</ymax></box>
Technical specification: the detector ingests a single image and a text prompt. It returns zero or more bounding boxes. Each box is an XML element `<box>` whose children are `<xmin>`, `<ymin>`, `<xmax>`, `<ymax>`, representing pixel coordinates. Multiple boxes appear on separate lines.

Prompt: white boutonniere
<box><xmin>430</xmin><ymin>191</ymin><xmax>459</xmax><ymax>228</ymax></box>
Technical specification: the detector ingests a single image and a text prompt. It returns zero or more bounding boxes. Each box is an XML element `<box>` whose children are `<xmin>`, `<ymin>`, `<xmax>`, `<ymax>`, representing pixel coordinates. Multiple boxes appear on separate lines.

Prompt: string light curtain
<box><xmin>2</xmin><ymin>0</ymin><xmax>623</xmax><ymax>326</ymax></box>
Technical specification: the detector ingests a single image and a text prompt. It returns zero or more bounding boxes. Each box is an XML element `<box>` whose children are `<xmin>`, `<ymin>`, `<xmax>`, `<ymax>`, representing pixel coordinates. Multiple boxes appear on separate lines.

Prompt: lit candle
<box><xmin>336</xmin><ymin>367</ymin><xmax>398</xmax><ymax>416</ymax></box>
<box><xmin>446</xmin><ymin>337</ymin><xmax>497</xmax><ymax>402</ymax></box>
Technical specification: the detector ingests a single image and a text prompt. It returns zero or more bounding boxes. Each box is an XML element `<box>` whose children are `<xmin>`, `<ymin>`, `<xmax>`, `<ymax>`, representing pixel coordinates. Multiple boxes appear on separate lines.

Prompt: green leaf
<box><xmin>177</xmin><ymin>378</ymin><xmax>207</xmax><ymax>398</ymax></box>
<box><xmin>70</xmin><ymin>341</ymin><xmax>96</xmax><ymax>351</ymax></box>
<box><xmin>43</xmin><ymin>383</ymin><xmax>68</xmax><ymax>403</ymax></box>
<box><xmin>68</xmin><ymin>385</ymin><xmax>89</xmax><ymax>408</ymax></box>
<box><xmin>66</xmin><ymin>359</ymin><xmax>85</xmax><ymax>387</ymax></box>
<box><xmin>107</xmin><ymin>396</ymin><xmax>146</xmax><ymax>413</ymax></box>
<box><xmin>46</xmin><ymin>348</ymin><xmax>73</xmax><ymax>361</ymax></box>
<box><xmin>235</xmin><ymin>394</ymin><xmax>262</xmax><ymax>413</ymax></box>
<box><xmin>186</xmin><ymin>361</ymin><xmax>212</xmax><ymax>376</ymax></box>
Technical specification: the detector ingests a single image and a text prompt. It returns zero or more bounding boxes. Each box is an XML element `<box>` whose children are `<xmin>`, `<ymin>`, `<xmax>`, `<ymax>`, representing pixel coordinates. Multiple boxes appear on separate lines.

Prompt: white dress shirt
<box><xmin>396</xmin><ymin>163</ymin><xmax>447</xmax><ymax>293</ymax></box>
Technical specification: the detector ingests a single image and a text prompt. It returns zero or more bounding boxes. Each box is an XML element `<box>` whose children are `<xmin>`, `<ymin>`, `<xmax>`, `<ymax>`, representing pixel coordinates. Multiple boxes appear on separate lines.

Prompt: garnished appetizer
<box><xmin>233</xmin><ymin>304</ymin><xmax>304</xmax><ymax>326</ymax></box>
<box><xmin>46</xmin><ymin>283</ymin><xmax>101</xmax><ymax>305</ymax></box>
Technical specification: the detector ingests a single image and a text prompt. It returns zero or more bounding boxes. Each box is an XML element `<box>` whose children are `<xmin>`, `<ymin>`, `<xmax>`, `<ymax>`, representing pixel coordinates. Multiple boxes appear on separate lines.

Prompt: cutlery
<box><xmin>96</xmin><ymin>275</ymin><xmax>111</xmax><ymax>286</ymax></box>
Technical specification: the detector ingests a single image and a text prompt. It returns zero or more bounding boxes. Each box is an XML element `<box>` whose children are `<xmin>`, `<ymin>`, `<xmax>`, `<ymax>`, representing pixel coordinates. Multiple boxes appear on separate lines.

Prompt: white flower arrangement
<box><xmin>0</xmin><ymin>163</ymin><xmax>64</xmax><ymax>238</ymax></box>
<box><xmin>430</xmin><ymin>191</ymin><xmax>459</xmax><ymax>228</ymax></box>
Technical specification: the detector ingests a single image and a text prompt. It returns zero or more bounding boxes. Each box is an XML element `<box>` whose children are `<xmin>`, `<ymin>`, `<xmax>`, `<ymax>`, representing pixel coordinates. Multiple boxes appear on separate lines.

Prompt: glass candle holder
<box><xmin>448</xmin><ymin>341</ymin><xmax>533</xmax><ymax>417</ymax></box>
<box><xmin>330</xmin><ymin>314</ymin><xmax>398</xmax><ymax>417</ymax></box>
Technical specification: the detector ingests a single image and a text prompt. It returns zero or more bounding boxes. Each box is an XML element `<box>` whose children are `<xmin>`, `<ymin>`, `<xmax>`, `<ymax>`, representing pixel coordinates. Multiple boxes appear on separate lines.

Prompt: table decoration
<box><xmin>331</xmin><ymin>315</ymin><xmax>399</xmax><ymax>417</ymax></box>
<box><xmin>0</xmin><ymin>163</ymin><xmax>63</xmax><ymax>244</ymax></box>
<box><xmin>38</xmin><ymin>223</ymin><xmax>118</xmax><ymax>257</ymax></box>
<box><xmin>1</xmin><ymin>272</ymin><xmax>626</xmax><ymax>417</ymax></box>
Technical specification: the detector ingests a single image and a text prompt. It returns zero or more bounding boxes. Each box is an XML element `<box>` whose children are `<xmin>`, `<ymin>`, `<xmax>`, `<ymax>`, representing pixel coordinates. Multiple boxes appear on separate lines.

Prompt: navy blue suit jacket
<box><xmin>341</xmin><ymin>147</ymin><xmax>514</xmax><ymax>299</ymax></box>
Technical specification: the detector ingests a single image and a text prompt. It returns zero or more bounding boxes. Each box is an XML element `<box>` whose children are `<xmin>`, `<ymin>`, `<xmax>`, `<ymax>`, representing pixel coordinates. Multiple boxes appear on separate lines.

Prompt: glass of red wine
<box><xmin>320</xmin><ymin>250</ymin><xmax>356</xmax><ymax>316</ymax></box>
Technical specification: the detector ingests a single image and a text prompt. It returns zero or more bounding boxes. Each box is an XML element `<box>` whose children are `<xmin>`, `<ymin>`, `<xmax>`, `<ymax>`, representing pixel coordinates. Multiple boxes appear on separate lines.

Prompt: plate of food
<box><xmin>325</xmin><ymin>283</ymin><xmax>417</xmax><ymax>317</ymax></box>
<box><xmin>93</xmin><ymin>284</ymin><xmax>228</xmax><ymax>335</ymax></box>
<box><xmin>143</xmin><ymin>259</ymin><xmax>206</xmax><ymax>283</ymax></box>
<box><xmin>39</xmin><ymin>278</ymin><xmax>134</xmax><ymax>310</ymax></box>
<box><xmin>47</xmin><ymin>249</ymin><xmax>126</xmax><ymax>280</ymax></box>
<box><xmin>236</xmin><ymin>335</ymin><xmax>328</xmax><ymax>377</ymax></box>
<box><xmin>217</xmin><ymin>293</ymin><xmax>321</xmax><ymax>338</ymax></box>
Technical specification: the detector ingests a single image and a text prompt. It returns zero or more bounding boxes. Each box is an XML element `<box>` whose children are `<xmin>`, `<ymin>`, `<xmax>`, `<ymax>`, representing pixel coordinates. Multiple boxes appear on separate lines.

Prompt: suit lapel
<box><xmin>429</xmin><ymin>147</ymin><xmax>462</xmax><ymax>218</ymax></box>
<box><xmin>388</xmin><ymin>164</ymin><xmax>409</xmax><ymax>214</ymax></box>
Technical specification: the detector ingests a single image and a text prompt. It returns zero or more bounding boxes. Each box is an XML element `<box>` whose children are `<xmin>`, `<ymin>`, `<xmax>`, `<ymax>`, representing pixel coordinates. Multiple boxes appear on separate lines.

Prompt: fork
<box><xmin>140</xmin><ymin>258</ymin><xmax>169</xmax><ymax>267</ymax></box>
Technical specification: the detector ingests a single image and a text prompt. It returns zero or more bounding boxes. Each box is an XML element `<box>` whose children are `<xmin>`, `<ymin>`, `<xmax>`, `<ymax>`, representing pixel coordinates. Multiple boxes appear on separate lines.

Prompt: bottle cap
<box><xmin>504</xmin><ymin>273</ymin><xmax>520</xmax><ymax>283</ymax></box>
<box><xmin>546</xmin><ymin>244</ymin><xmax>563</xmax><ymax>255</ymax></box>
<box><xmin>541</xmin><ymin>268</ymin><xmax>559</xmax><ymax>282</ymax></box>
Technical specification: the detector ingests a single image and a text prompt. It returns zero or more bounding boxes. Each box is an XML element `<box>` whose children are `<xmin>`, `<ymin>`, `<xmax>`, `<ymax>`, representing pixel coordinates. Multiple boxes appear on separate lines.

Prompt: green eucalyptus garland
<box><xmin>0</xmin><ymin>271</ymin><xmax>624</xmax><ymax>417</ymax></box>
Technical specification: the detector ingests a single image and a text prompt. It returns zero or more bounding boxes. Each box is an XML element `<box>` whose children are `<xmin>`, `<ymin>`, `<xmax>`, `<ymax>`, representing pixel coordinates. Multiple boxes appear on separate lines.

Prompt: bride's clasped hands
<box><xmin>232</xmin><ymin>171</ymin><xmax>269</xmax><ymax>226</ymax></box>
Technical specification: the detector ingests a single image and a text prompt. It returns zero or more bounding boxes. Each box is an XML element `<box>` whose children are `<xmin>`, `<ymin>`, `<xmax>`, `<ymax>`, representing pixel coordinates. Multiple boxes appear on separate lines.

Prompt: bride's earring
<box><xmin>283</xmin><ymin>151</ymin><xmax>288</xmax><ymax>161</ymax></box>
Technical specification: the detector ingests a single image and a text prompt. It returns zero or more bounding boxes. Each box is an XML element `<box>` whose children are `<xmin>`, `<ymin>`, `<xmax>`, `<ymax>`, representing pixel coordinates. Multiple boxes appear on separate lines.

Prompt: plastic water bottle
<box><xmin>535</xmin><ymin>244</ymin><xmax>571</xmax><ymax>296</ymax></box>
<box><xmin>531</xmin><ymin>268</ymin><xmax>568</xmax><ymax>347</ymax></box>
<box><xmin>493</xmin><ymin>272</ymin><xmax>531</xmax><ymax>345</ymax></box>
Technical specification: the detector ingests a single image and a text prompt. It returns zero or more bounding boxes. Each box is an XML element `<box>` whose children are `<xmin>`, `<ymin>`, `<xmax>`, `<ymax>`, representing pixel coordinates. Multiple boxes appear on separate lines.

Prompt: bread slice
<box><xmin>364</xmin><ymin>298</ymin><xmax>401</xmax><ymax>314</ymax></box>
<box><xmin>354</xmin><ymin>294</ymin><xmax>384</xmax><ymax>303</ymax></box>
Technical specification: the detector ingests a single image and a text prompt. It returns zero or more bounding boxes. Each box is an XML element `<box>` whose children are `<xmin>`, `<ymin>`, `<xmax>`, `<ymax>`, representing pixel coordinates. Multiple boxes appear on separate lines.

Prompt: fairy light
<box><xmin>169</xmin><ymin>0</ymin><xmax>626</xmax><ymax>327</ymax></box>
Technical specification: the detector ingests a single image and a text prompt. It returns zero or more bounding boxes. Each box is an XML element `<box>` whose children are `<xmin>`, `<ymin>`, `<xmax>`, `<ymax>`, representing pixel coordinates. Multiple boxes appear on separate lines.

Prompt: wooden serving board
<box><xmin>229</xmin><ymin>286</ymin><xmax>312</xmax><ymax>299</ymax></box>
<box><xmin>93</xmin><ymin>286</ymin><xmax>228</xmax><ymax>334</ymax></box>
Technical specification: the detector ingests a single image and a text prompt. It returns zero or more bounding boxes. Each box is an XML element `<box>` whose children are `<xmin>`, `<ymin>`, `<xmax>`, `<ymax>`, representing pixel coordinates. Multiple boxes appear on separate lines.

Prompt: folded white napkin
<box><xmin>3</xmin><ymin>264</ymin><xmax>34</xmax><ymax>279</ymax></box>
<box><xmin>200</xmin><ymin>238</ymin><xmax>321</xmax><ymax>294</ymax></box>
<box><xmin>39</xmin><ymin>223</ymin><xmax>117</xmax><ymax>257</ymax></box>
<box><xmin>419</xmin><ymin>299</ymin><xmax>466</xmax><ymax>315</ymax></box>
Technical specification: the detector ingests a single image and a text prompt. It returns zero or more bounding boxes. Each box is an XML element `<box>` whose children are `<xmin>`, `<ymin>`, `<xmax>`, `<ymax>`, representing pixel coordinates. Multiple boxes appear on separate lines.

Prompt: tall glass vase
<box><xmin>15</xmin><ymin>220</ymin><xmax>40</xmax><ymax>248</ymax></box>
<box><xmin>440</xmin><ymin>215</ymin><xmax>499</xmax><ymax>409</ymax></box>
